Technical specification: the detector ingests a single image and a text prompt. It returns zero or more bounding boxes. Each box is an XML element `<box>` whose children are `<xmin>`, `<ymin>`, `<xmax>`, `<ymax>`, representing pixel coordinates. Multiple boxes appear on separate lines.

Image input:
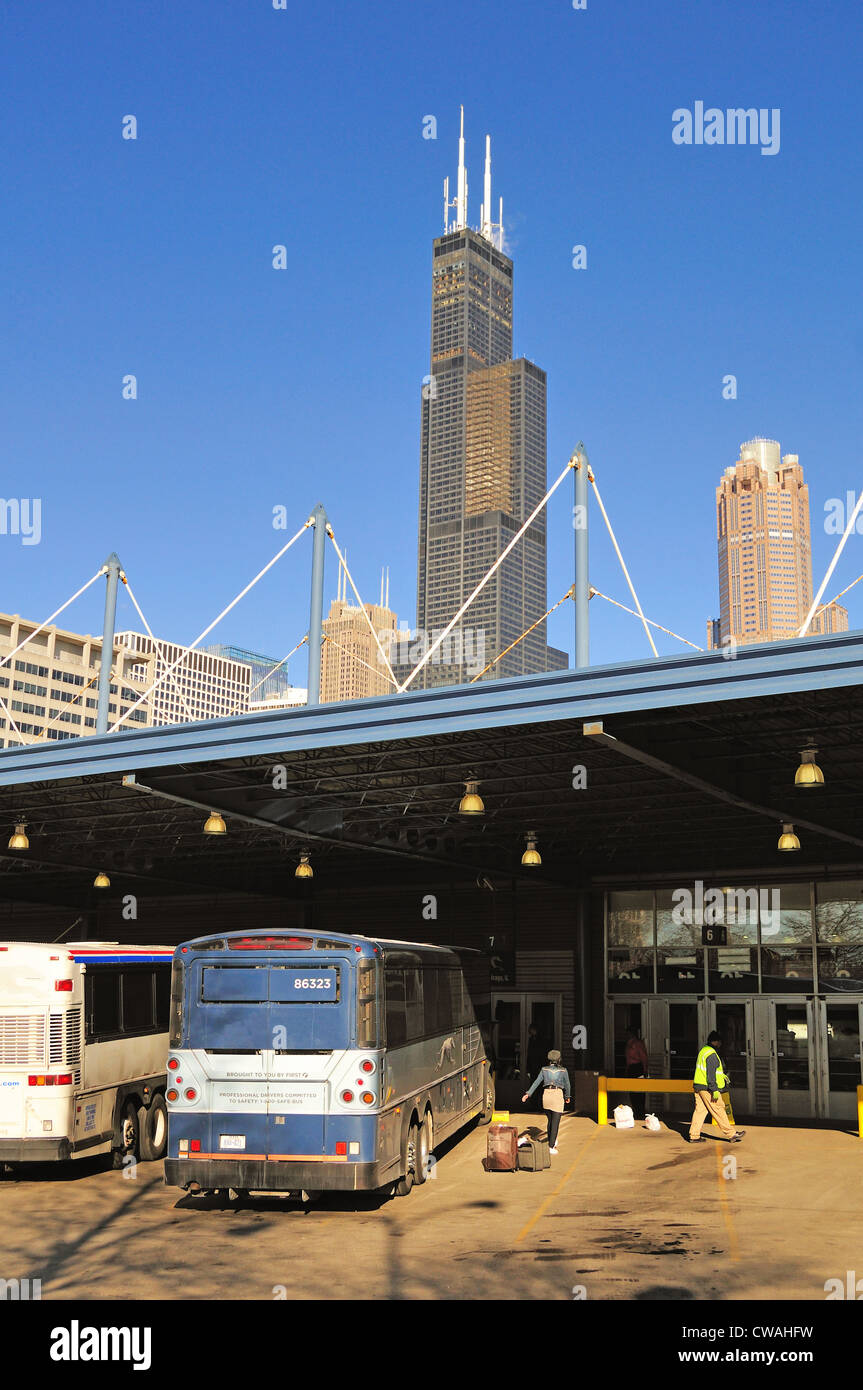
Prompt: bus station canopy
<box><xmin>0</xmin><ymin>630</ymin><xmax>861</xmax><ymax>915</ymax></box>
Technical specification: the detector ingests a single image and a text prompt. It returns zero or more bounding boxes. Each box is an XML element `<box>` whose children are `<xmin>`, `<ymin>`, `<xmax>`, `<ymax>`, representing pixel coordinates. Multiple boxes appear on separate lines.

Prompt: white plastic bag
<box><xmin>613</xmin><ymin>1104</ymin><xmax>635</xmax><ymax>1129</ymax></box>
<box><xmin>644</xmin><ymin>1113</ymin><xmax>661</xmax><ymax>1132</ymax></box>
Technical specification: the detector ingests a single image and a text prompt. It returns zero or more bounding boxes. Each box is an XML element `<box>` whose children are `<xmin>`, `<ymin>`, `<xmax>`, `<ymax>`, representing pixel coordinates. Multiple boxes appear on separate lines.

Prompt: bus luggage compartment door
<box><xmin>265</xmin><ymin>1080</ymin><xmax>326</xmax><ymax>1158</ymax></box>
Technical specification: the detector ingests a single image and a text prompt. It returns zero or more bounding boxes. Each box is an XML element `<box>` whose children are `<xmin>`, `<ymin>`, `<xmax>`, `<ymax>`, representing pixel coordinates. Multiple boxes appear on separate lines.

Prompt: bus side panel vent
<box><xmin>65</xmin><ymin>1008</ymin><xmax>82</xmax><ymax>1069</ymax></box>
<box><xmin>49</xmin><ymin>1013</ymin><xmax>64</xmax><ymax>1065</ymax></box>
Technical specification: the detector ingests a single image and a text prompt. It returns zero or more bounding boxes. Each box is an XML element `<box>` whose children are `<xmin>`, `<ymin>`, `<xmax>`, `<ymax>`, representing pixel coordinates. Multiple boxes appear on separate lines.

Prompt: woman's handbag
<box><xmin>543</xmin><ymin>1086</ymin><xmax>564</xmax><ymax>1113</ymax></box>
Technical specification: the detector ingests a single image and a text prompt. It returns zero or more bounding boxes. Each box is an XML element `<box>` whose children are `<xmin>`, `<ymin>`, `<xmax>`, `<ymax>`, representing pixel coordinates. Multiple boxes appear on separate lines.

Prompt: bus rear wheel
<box><xmin>479</xmin><ymin>1071</ymin><xmax>495</xmax><ymax>1125</ymax></box>
<box><xmin>414</xmin><ymin>1111</ymin><xmax>432</xmax><ymax>1184</ymax></box>
<box><xmin>395</xmin><ymin>1121</ymin><xmax>418</xmax><ymax>1197</ymax></box>
<box><xmin>138</xmin><ymin>1094</ymin><xmax>167</xmax><ymax>1161</ymax></box>
<box><xmin>111</xmin><ymin>1100</ymin><xmax>140</xmax><ymax>1168</ymax></box>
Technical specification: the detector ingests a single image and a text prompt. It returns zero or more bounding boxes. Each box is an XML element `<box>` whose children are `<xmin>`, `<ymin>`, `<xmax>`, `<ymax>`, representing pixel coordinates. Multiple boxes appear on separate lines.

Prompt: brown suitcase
<box><xmin>487</xmin><ymin>1122</ymin><xmax>518</xmax><ymax>1172</ymax></box>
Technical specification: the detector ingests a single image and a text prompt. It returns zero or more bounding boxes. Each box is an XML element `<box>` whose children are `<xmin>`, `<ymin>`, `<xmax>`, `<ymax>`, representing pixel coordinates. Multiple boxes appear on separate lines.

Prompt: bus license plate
<box><xmin>219</xmin><ymin>1135</ymin><xmax>246</xmax><ymax>1151</ymax></box>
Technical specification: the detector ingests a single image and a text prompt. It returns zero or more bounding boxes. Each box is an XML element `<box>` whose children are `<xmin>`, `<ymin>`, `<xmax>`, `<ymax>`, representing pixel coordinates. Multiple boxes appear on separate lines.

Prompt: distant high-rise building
<box><xmin>320</xmin><ymin>568</ymin><xmax>398</xmax><ymax>703</ymax></box>
<box><xmin>202</xmin><ymin>644</ymin><xmax>296</xmax><ymax>704</ymax></box>
<box><xmin>0</xmin><ymin>611</ymin><xmax>152</xmax><ymax>748</ymax></box>
<box><xmin>410</xmin><ymin>109</ymin><xmax>567</xmax><ymax>689</ymax></box>
<box><xmin>117</xmin><ymin>632</ymin><xmax>254</xmax><ymax>724</ymax></box>
<box><xmin>707</xmin><ymin>438</ymin><xmax>848</xmax><ymax>648</ymax></box>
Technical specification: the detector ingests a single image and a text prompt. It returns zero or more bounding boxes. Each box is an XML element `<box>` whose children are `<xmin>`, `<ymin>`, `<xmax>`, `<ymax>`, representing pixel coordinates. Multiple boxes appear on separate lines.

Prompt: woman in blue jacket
<box><xmin>522</xmin><ymin>1049</ymin><xmax>571</xmax><ymax>1154</ymax></box>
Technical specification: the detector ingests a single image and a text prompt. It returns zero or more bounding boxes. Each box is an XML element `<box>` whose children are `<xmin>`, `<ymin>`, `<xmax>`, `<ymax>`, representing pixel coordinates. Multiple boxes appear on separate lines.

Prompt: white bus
<box><xmin>0</xmin><ymin>941</ymin><xmax>173</xmax><ymax>1166</ymax></box>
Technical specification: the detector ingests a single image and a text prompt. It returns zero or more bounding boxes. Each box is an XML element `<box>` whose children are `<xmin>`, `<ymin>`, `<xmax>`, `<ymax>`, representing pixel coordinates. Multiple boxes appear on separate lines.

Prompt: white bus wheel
<box><xmin>394</xmin><ymin>1121</ymin><xmax>418</xmax><ymax>1197</ymax></box>
<box><xmin>479</xmin><ymin>1072</ymin><xmax>495</xmax><ymax>1125</ymax></box>
<box><xmin>414</xmin><ymin>1111</ymin><xmax>432</xmax><ymax>1185</ymax></box>
<box><xmin>138</xmin><ymin>1094</ymin><xmax>168</xmax><ymax>1162</ymax></box>
<box><xmin>112</xmin><ymin>1100</ymin><xmax>140</xmax><ymax>1168</ymax></box>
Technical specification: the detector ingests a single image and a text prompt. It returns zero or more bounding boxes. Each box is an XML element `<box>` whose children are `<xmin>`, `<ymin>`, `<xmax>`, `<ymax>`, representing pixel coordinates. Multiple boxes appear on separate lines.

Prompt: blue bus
<box><xmin>164</xmin><ymin>930</ymin><xmax>495</xmax><ymax>1199</ymax></box>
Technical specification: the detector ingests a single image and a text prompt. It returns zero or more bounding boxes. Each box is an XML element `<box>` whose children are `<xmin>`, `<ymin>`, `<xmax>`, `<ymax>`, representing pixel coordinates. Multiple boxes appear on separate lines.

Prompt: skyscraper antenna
<box><xmin>481</xmin><ymin>134</ymin><xmax>492</xmax><ymax>241</ymax></box>
<box><xmin>456</xmin><ymin>105</ymin><xmax>468</xmax><ymax>229</ymax></box>
<box><xmin>498</xmin><ymin>195</ymin><xmax>504</xmax><ymax>251</ymax></box>
<box><xmin>386</xmin><ymin>567</ymin><xmax>390</xmax><ymax>609</ymax></box>
<box><xmin>443</xmin><ymin>175</ymin><xmax>450</xmax><ymax>233</ymax></box>
<box><xmin>380</xmin><ymin>567</ymin><xmax>384</xmax><ymax>608</ymax></box>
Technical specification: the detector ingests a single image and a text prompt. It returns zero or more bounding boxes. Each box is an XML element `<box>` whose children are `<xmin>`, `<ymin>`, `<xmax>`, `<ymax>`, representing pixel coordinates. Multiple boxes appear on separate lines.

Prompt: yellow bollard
<box><xmin>598</xmin><ymin>1076</ymin><xmax>608</xmax><ymax>1126</ymax></box>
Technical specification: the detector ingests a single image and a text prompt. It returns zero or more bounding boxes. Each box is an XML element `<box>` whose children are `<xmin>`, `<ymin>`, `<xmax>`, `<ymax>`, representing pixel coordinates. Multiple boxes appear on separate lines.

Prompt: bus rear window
<box><xmin>200</xmin><ymin>965</ymin><xmax>340</xmax><ymax>1003</ymax></box>
<box><xmin>357</xmin><ymin>962</ymin><xmax>377</xmax><ymax>1048</ymax></box>
<box><xmin>169</xmin><ymin>961</ymin><xmax>184</xmax><ymax>1046</ymax></box>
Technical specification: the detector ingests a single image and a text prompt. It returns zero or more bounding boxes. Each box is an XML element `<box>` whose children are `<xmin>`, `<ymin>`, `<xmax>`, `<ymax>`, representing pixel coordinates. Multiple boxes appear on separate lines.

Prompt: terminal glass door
<box><xmin>819</xmin><ymin>1001</ymin><xmax>863</xmax><ymax>1122</ymax></box>
<box><xmin>640</xmin><ymin>998</ymin><xmax>706</xmax><ymax>1114</ymax></box>
<box><xmin>491</xmin><ymin>993</ymin><xmax>561</xmax><ymax>1108</ymax></box>
<box><xmin>709</xmin><ymin>1001</ymin><xmax>754</xmax><ymax>1116</ymax></box>
<box><xmin>770</xmin><ymin>999</ymin><xmax>817</xmax><ymax>1117</ymax></box>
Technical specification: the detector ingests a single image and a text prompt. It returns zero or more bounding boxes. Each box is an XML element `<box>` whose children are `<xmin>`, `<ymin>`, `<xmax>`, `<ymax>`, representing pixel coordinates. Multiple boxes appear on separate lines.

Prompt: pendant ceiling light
<box><xmin>458</xmin><ymin>779</ymin><xmax>484</xmax><ymax>815</ymax></box>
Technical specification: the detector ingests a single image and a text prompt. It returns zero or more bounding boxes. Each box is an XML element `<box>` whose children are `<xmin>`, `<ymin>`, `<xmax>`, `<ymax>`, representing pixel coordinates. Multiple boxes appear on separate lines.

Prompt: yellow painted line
<box><xmin>714</xmin><ymin>1142</ymin><xmax>741</xmax><ymax>1263</ymax></box>
<box><xmin>515</xmin><ymin>1126</ymin><xmax>600</xmax><ymax>1245</ymax></box>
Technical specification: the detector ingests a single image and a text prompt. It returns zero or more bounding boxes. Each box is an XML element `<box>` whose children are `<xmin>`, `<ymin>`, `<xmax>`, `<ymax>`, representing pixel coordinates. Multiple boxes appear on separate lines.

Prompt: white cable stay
<box><xmin>322</xmin><ymin>632</ymin><xmax>399</xmax><ymax>689</ymax></box>
<box><xmin>326</xmin><ymin>528</ymin><xmax>398</xmax><ymax>690</ymax></box>
<box><xmin>0</xmin><ymin>568</ymin><xmax>105</xmax><ymax>673</ymax></box>
<box><xmin>469</xmin><ymin>587</ymin><xmax>575</xmax><ymax>683</ymax></box>
<box><xmin>591</xmin><ymin>588</ymin><xmax>703</xmax><ymax>650</ymax></box>
<box><xmin>108</xmin><ymin>520</ymin><xmax>312</xmax><ymax>734</ymax></box>
<box><xmin>0</xmin><ymin>691</ymin><xmax>26</xmax><ymax>746</ymax></box>
<box><xmin>400</xmin><ymin>450</ymin><xmax>580</xmax><ymax>692</ymax></box>
<box><xmin>23</xmin><ymin>667</ymin><xmax>106</xmax><ymax>746</ymax></box>
<box><xmin>225</xmin><ymin>635</ymin><xmax>309</xmax><ymax>719</ymax></box>
<box><xmin>812</xmin><ymin>570</ymin><xmax>863</xmax><ymax>620</ymax></box>
<box><xmin>799</xmin><ymin>488</ymin><xmax>863</xmax><ymax>637</ymax></box>
<box><xmin>122</xmin><ymin>577</ymin><xmax>197</xmax><ymax>724</ymax></box>
<box><xmin>588</xmin><ymin>469</ymin><xmax>658</xmax><ymax>657</ymax></box>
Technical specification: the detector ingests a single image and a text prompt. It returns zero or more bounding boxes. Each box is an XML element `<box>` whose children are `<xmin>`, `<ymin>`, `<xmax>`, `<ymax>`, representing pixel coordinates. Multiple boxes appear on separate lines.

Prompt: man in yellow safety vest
<box><xmin>689</xmin><ymin>1031</ymin><xmax>746</xmax><ymax>1143</ymax></box>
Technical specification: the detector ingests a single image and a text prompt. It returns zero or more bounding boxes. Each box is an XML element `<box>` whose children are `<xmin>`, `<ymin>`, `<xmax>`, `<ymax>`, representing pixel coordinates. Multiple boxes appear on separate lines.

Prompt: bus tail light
<box><xmin>361</xmin><ymin>1092</ymin><xmax>375</xmax><ymax>1105</ymax></box>
<box><xmin>28</xmin><ymin>1074</ymin><xmax>72</xmax><ymax>1086</ymax></box>
<box><xmin>167</xmin><ymin>1089</ymin><xmax>179</xmax><ymax>1102</ymax></box>
<box><xmin>360</xmin><ymin>1059</ymin><xmax>375</xmax><ymax>1073</ymax></box>
<box><xmin>190</xmin><ymin>1140</ymin><xmax>201</xmax><ymax>1152</ymax></box>
<box><xmin>167</xmin><ymin>1058</ymin><xmax>179</xmax><ymax>1071</ymax></box>
<box><xmin>184</xmin><ymin>1088</ymin><xmax>197</xmax><ymax>1101</ymax></box>
<box><xmin>54</xmin><ymin>979</ymin><xmax>73</xmax><ymax>992</ymax></box>
<box><xmin>341</xmin><ymin>1090</ymin><xmax>354</xmax><ymax>1104</ymax></box>
<box><xmin>335</xmin><ymin>1142</ymin><xmax>347</xmax><ymax>1155</ymax></box>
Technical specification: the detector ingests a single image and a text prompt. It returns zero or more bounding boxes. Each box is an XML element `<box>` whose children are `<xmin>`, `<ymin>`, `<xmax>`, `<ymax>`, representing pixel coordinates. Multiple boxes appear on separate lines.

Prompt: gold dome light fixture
<box><xmin>778</xmin><ymin>823</ymin><xmax>801</xmax><ymax>853</ymax></box>
<box><xmin>7</xmin><ymin>821</ymin><xmax>29</xmax><ymax>851</ymax></box>
<box><xmin>203</xmin><ymin>811</ymin><xmax>227</xmax><ymax>836</ymax></box>
<box><xmin>521</xmin><ymin>831</ymin><xmax>542</xmax><ymax>867</ymax></box>
<box><xmin>458</xmin><ymin>778</ymin><xmax>484</xmax><ymax>816</ymax></box>
<box><xmin>794</xmin><ymin>747</ymin><xmax>824</xmax><ymax>789</ymax></box>
<box><xmin>93</xmin><ymin>871</ymin><xmax>111</xmax><ymax>889</ymax></box>
<box><xmin>295</xmin><ymin>849</ymin><xmax>314</xmax><ymax>880</ymax></box>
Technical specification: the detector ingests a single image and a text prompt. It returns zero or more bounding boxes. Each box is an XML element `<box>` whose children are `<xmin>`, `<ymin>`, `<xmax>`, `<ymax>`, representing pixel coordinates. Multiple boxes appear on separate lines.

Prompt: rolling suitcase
<box><xmin>487</xmin><ymin>1122</ymin><xmax>518</xmax><ymax>1172</ymax></box>
<box><xmin>517</xmin><ymin>1134</ymin><xmax>551</xmax><ymax>1171</ymax></box>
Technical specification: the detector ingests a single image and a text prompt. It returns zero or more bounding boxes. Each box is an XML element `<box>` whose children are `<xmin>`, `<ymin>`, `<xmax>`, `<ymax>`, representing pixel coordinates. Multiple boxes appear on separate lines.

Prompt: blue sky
<box><xmin>2</xmin><ymin>0</ymin><xmax>861</xmax><ymax>684</ymax></box>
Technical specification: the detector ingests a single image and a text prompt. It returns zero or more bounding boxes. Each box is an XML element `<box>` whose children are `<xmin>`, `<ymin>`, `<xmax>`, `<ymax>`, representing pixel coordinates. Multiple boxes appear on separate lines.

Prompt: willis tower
<box><xmin>408</xmin><ymin>109</ymin><xmax>567</xmax><ymax>689</ymax></box>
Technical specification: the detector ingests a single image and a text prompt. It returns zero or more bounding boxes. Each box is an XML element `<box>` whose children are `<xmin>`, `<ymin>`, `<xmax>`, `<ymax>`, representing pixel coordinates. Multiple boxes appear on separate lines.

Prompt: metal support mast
<box><xmin>306</xmin><ymin>504</ymin><xmax>328</xmax><ymax>706</ymax></box>
<box><xmin>96</xmin><ymin>553</ymin><xmax>122</xmax><ymax>734</ymax></box>
<box><xmin>574</xmin><ymin>444</ymin><xmax>590</xmax><ymax>668</ymax></box>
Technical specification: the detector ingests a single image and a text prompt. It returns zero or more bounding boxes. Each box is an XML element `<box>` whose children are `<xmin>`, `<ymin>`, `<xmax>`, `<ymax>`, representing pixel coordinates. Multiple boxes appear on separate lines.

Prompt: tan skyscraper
<box><xmin>319</xmin><ymin>570</ymin><xmax>399</xmax><ymax>703</ymax></box>
<box><xmin>708</xmin><ymin>438</ymin><xmax>848</xmax><ymax>649</ymax></box>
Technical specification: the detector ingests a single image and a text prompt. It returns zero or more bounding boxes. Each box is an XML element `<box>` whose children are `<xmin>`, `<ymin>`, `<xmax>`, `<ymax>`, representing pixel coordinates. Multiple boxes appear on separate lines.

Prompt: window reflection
<box><xmin>608</xmin><ymin>891</ymin><xmax>653</xmax><ymax>992</ymax></box>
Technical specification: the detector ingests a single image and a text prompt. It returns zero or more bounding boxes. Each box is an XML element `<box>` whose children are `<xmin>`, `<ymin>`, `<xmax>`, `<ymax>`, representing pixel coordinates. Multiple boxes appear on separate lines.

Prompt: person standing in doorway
<box><xmin>689</xmin><ymin>1031</ymin><xmax>746</xmax><ymax>1143</ymax></box>
<box><xmin>624</xmin><ymin>1027</ymin><xmax>649</xmax><ymax>1120</ymax></box>
<box><xmin>525</xmin><ymin>1024</ymin><xmax>545</xmax><ymax>1112</ymax></box>
<box><xmin>522</xmin><ymin>1049</ymin><xmax>571</xmax><ymax>1155</ymax></box>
